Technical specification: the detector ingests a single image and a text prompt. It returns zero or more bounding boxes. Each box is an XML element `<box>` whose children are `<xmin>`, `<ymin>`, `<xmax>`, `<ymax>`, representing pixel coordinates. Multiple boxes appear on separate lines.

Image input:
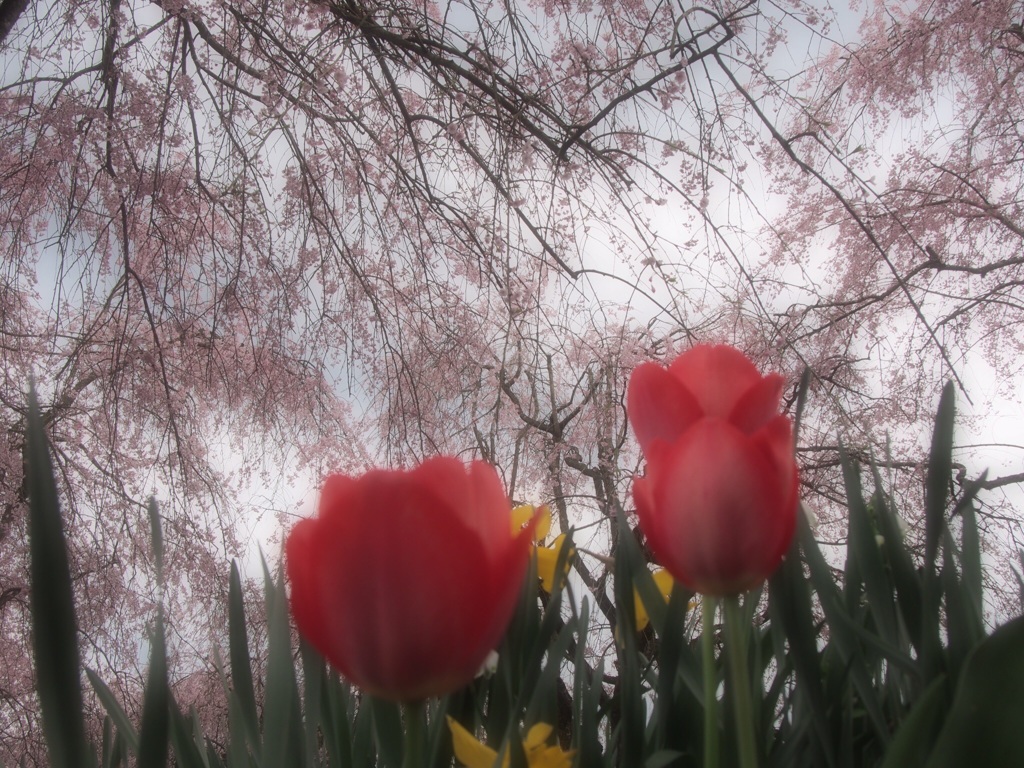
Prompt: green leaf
<box><xmin>100</xmin><ymin>717</ymin><xmax>116</xmax><ymax>768</ymax></box>
<box><xmin>525</xmin><ymin>605</ymin><xmax>576</xmax><ymax>728</ymax></box>
<box><xmin>570</xmin><ymin>595</ymin><xmax>610</xmax><ymax>766</ymax></box>
<box><xmin>168</xmin><ymin>700</ymin><xmax>210</xmax><ymax>768</ymax></box>
<box><xmin>768</xmin><ymin>521</ymin><xmax>834</xmax><ymax>767</ymax></box>
<box><xmin>87</xmin><ymin>668</ymin><xmax>140</xmax><ymax>753</ymax></box>
<box><xmin>189</xmin><ymin>706</ymin><xmax>214</xmax><ymax>768</ymax></box>
<box><xmin>840</xmin><ymin>446</ymin><xmax>898</xmax><ymax>646</ymax></box>
<box><xmin>926</xmin><ymin>616</ymin><xmax>1024</xmax><ymax>768</ymax></box>
<box><xmin>489</xmin><ymin>553</ymin><xmax>540</xmax><ymax>740</ymax></box>
<box><xmin>138</xmin><ymin>607</ymin><xmax>170</xmax><ymax>768</ymax></box>
<box><xmin>956</xmin><ymin>479</ymin><xmax>984</xmax><ymax>626</ymax></box>
<box><xmin>879</xmin><ymin>675</ymin><xmax>947</xmax><ymax>768</ymax></box>
<box><xmin>582</xmin><ymin>657</ymin><xmax>606</xmax><ymax>767</ymax></box>
<box><xmin>924</xmin><ymin>382</ymin><xmax>956</xmax><ymax>571</ymax></box>
<box><xmin>352</xmin><ymin>695</ymin><xmax>377</xmax><ymax>768</ymax></box>
<box><xmin>262</xmin><ymin>567</ymin><xmax>305</xmax><ymax>767</ymax></box>
<box><xmin>369</xmin><ymin>696</ymin><xmax>404</xmax><ymax>768</ymax></box>
<box><xmin>612</xmin><ymin>514</ymin><xmax>647</xmax><ymax>763</ymax></box>
<box><xmin>644</xmin><ymin>749</ymin><xmax>684</xmax><ymax>768</ymax></box>
<box><xmin>868</xmin><ymin>467</ymin><xmax>922</xmax><ymax>656</ymax></box>
<box><xmin>228</xmin><ymin>560</ymin><xmax>260</xmax><ymax>754</ymax></box>
<box><xmin>921</xmin><ymin>383</ymin><xmax>955</xmax><ymax>672</ymax></box>
<box><xmin>424</xmin><ymin>697</ymin><xmax>453</xmax><ymax>768</ymax></box>
<box><xmin>25</xmin><ymin>381</ymin><xmax>91</xmax><ymax>768</ymax></box>
<box><xmin>797</xmin><ymin>511</ymin><xmax>891</xmax><ymax>744</ymax></box>
<box><xmin>653</xmin><ymin>583</ymin><xmax>695</xmax><ymax>756</ymax></box>
<box><xmin>519</xmin><ymin>531</ymin><xmax>574</xmax><ymax>721</ymax></box>
<box><xmin>633</xmin><ymin>561</ymin><xmax>671</xmax><ymax>637</ymax></box>
<box><xmin>301</xmin><ymin>639</ymin><xmax>325</xmax><ymax>767</ymax></box>
<box><xmin>940</xmin><ymin>529</ymin><xmax>982</xmax><ymax>678</ymax></box>
<box><xmin>320</xmin><ymin>670</ymin><xmax>353</xmax><ymax>768</ymax></box>
<box><xmin>503</xmin><ymin>731</ymin><xmax>529</xmax><ymax>768</ymax></box>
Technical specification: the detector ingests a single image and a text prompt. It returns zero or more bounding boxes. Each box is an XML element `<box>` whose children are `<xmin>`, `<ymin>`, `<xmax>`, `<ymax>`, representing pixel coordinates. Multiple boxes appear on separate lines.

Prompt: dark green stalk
<box><xmin>724</xmin><ymin>595</ymin><xmax>758</xmax><ymax>768</ymax></box>
<box><xmin>703</xmin><ymin>597</ymin><xmax>720</xmax><ymax>768</ymax></box>
<box><xmin>403</xmin><ymin>700</ymin><xmax>426</xmax><ymax>768</ymax></box>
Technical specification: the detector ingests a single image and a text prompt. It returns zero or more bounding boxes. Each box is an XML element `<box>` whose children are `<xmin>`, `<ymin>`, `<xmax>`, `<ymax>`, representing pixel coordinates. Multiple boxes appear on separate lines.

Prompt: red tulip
<box><xmin>627</xmin><ymin>345</ymin><xmax>799</xmax><ymax>596</ymax></box>
<box><xmin>286</xmin><ymin>457</ymin><xmax>533</xmax><ymax>701</ymax></box>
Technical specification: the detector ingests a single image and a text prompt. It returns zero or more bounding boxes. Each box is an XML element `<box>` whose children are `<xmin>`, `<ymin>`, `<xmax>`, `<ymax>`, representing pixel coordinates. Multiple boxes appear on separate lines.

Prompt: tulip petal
<box><xmin>408</xmin><ymin>455</ymin><xmax>472</xmax><ymax>525</ymax></box>
<box><xmin>411</xmin><ymin>457</ymin><xmax>514</xmax><ymax>563</ymax></box>
<box><xmin>317</xmin><ymin>473</ymin><xmax>363</xmax><ymax>521</ymax></box>
<box><xmin>729</xmin><ymin>372</ymin><xmax>786</xmax><ymax>433</ymax></box>
<box><xmin>468</xmin><ymin>458</ymin><xmax>516</xmax><ymax>552</ymax></box>
<box><xmin>306</xmin><ymin>476</ymin><xmax>495</xmax><ymax>699</ymax></box>
<box><xmin>627</xmin><ymin>362</ymin><xmax>703</xmax><ymax>452</ymax></box>
<box><xmin>633</xmin><ymin>470</ymin><xmax>683</xmax><ymax>601</ymax></box>
<box><xmin>286</xmin><ymin>460</ymin><xmax>532</xmax><ymax>702</ymax></box>
<box><xmin>668</xmin><ymin>345</ymin><xmax>762</xmax><ymax>419</ymax></box>
<box><xmin>285</xmin><ymin>518</ymin><xmax>334</xmax><ymax>654</ymax></box>
<box><xmin>477</xmin><ymin>522</ymin><xmax>535</xmax><ymax>656</ymax></box>
<box><xmin>751</xmin><ymin>415</ymin><xmax>800</xmax><ymax>564</ymax></box>
<box><xmin>752</xmin><ymin>415</ymin><xmax>796</xmax><ymax>488</ymax></box>
<box><xmin>645</xmin><ymin>419</ymin><xmax>789</xmax><ymax>596</ymax></box>
<box><xmin>633</xmin><ymin>471</ymin><xmax>665</xmax><ymax>558</ymax></box>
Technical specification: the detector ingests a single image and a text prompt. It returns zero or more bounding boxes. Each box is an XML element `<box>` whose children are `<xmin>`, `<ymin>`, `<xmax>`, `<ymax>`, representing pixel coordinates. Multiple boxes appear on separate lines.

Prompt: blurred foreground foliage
<box><xmin>20</xmin><ymin>381</ymin><xmax>1024</xmax><ymax>767</ymax></box>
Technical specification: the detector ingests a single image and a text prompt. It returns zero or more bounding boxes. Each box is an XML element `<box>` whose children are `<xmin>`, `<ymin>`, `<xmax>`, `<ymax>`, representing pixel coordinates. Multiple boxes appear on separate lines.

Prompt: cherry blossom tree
<box><xmin>1</xmin><ymin>0</ymin><xmax>1022</xmax><ymax>761</ymax></box>
<box><xmin>738</xmin><ymin>0</ymin><xmax>1024</xmax><ymax>587</ymax></box>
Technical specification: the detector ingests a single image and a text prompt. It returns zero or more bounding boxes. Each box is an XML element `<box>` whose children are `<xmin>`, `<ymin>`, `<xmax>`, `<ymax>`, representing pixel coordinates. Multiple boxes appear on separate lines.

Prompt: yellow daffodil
<box><xmin>448</xmin><ymin>716</ymin><xmax>575</xmax><ymax>768</ymax></box>
<box><xmin>511</xmin><ymin>504</ymin><xmax>574</xmax><ymax>593</ymax></box>
<box><xmin>536</xmin><ymin>534</ymin><xmax>574</xmax><ymax>593</ymax></box>
<box><xmin>511</xmin><ymin>504</ymin><xmax>550</xmax><ymax>541</ymax></box>
<box><xmin>634</xmin><ymin>569</ymin><xmax>675</xmax><ymax>631</ymax></box>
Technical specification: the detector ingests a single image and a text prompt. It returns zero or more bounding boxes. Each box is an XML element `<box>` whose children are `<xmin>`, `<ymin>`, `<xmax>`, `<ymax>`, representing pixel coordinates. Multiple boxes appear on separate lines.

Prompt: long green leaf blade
<box><xmin>25</xmin><ymin>381</ymin><xmax>91</xmax><ymax>768</ymax></box>
<box><xmin>921</xmin><ymin>382</ymin><xmax>956</xmax><ymax>672</ymax></box>
<box><xmin>840</xmin><ymin>446</ymin><xmax>898</xmax><ymax>645</ymax></box>
<box><xmin>87</xmin><ymin>668</ymin><xmax>140</xmax><ymax>753</ymax></box>
<box><xmin>263</xmin><ymin>567</ymin><xmax>305</xmax><ymax>767</ymax></box>
<box><xmin>228</xmin><ymin>560</ymin><xmax>260</xmax><ymax>753</ymax></box>
<box><xmin>138</xmin><ymin>607</ymin><xmax>170</xmax><ymax>768</ymax></box>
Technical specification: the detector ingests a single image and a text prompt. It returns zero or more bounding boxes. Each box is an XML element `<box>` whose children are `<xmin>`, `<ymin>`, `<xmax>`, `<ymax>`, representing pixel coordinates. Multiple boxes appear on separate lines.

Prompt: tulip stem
<box><xmin>724</xmin><ymin>595</ymin><xmax>759</xmax><ymax>768</ymax></box>
<box><xmin>702</xmin><ymin>597</ymin><xmax>720</xmax><ymax>768</ymax></box>
<box><xmin>403</xmin><ymin>700</ymin><xmax>426</xmax><ymax>768</ymax></box>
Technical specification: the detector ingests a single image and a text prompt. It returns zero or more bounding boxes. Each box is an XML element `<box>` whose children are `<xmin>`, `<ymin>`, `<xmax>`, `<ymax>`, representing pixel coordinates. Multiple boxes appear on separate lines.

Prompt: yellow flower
<box><xmin>448</xmin><ymin>716</ymin><xmax>575</xmax><ymax>768</ymax></box>
<box><xmin>511</xmin><ymin>504</ymin><xmax>574</xmax><ymax>593</ymax></box>
<box><xmin>511</xmin><ymin>504</ymin><xmax>550</xmax><ymax>541</ymax></box>
<box><xmin>634</xmin><ymin>569</ymin><xmax>675</xmax><ymax>631</ymax></box>
<box><xmin>536</xmin><ymin>534</ymin><xmax>574</xmax><ymax>593</ymax></box>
